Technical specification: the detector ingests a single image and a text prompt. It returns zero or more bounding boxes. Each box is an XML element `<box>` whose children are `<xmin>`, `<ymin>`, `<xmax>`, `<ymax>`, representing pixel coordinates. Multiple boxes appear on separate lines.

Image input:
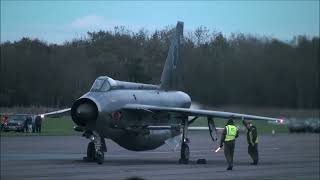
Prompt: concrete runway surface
<box><xmin>1</xmin><ymin>132</ymin><xmax>319</xmax><ymax>180</ymax></box>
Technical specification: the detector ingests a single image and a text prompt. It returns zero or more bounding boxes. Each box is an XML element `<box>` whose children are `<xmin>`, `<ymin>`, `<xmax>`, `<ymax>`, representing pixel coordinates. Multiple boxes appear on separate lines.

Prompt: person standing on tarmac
<box><xmin>1</xmin><ymin>114</ymin><xmax>8</xmax><ymax>131</ymax></box>
<box><xmin>219</xmin><ymin>118</ymin><xmax>239</xmax><ymax>170</ymax></box>
<box><xmin>35</xmin><ymin>115</ymin><xmax>42</xmax><ymax>133</ymax></box>
<box><xmin>243</xmin><ymin>120</ymin><xmax>259</xmax><ymax>165</ymax></box>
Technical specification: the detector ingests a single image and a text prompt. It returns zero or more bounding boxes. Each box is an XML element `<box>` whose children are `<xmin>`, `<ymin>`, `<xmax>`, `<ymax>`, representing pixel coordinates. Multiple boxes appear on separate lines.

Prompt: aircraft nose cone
<box><xmin>76</xmin><ymin>103</ymin><xmax>95</xmax><ymax>118</ymax></box>
<box><xmin>71</xmin><ymin>98</ymin><xmax>98</xmax><ymax>126</ymax></box>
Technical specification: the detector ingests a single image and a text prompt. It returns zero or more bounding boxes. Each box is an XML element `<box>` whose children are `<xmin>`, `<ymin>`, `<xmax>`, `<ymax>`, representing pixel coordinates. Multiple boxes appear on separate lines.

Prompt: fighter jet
<box><xmin>42</xmin><ymin>21</ymin><xmax>281</xmax><ymax>164</ymax></box>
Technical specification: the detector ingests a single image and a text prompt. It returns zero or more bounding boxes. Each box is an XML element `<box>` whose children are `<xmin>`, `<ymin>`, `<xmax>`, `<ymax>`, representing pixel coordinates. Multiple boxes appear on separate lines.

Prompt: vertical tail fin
<box><xmin>160</xmin><ymin>21</ymin><xmax>184</xmax><ymax>90</ymax></box>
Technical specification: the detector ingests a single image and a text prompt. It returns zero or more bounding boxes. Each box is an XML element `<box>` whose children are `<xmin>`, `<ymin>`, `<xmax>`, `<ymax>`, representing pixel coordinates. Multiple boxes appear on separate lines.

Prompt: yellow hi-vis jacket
<box><xmin>225</xmin><ymin>125</ymin><xmax>237</xmax><ymax>141</ymax></box>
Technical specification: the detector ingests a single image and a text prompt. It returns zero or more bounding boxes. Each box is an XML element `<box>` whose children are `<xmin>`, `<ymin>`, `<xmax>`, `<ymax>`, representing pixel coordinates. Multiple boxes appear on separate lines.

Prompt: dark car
<box><xmin>306</xmin><ymin>118</ymin><xmax>320</xmax><ymax>133</ymax></box>
<box><xmin>288</xmin><ymin>118</ymin><xmax>320</xmax><ymax>133</ymax></box>
<box><xmin>3</xmin><ymin>114</ymin><xmax>34</xmax><ymax>132</ymax></box>
<box><xmin>288</xmin><ymin>119</ymin><xmax>306</xmax><ymax>133</ymax></box>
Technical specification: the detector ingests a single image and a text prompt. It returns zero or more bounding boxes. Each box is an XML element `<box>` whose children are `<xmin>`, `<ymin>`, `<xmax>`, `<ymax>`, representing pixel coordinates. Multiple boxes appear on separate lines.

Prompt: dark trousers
<box><xmin>248</xmin><ymin>144</ymin><xmax>259</xmax><ymax>163</ymax></box>
<box><xmin>224</xmin><ymin>140</ymin><xmax>235</xmax><ymax>168</ymax></box>
<box><xmin>35</xmin><ymin>125</ymin><xmax>41</xmax><ymax>133</ymax></box>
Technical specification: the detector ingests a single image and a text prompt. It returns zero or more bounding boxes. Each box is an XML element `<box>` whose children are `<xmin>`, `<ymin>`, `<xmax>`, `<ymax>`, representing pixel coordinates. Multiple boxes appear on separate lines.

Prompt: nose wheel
<box><xmin>83</xmin><ymin>141</ymin><xmax>96</xmax><ymax>161</ymax></box>
<box><xmin>96</xmin><ymin>150</ymin><xmax>104</xmax><ymax>164</ymax></box>
<box><xmin>83</xmin><ymin>131</ymin><xmax>106</xmax><ymax>164</ymax></box>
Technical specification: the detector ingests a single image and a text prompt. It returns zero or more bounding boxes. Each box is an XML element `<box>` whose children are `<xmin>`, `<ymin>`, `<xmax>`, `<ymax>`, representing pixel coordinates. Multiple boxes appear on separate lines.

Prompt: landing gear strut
<box><xmin>83</xmin><ymin>131</ymin><xmax>106</xmax><ymax>164</ymax></box>
<box><xmin>179</xmin><ymin>118</ymin><xmax>190</xmax><ymax>164</ymax></box>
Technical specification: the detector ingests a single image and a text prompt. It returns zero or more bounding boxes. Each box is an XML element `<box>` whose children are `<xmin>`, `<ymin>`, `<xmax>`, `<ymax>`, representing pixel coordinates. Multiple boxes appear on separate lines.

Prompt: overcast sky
<box><xmin>1</xmin><ymin>1</ymin><xmax>319</xmax><ymax>44</ymax></box>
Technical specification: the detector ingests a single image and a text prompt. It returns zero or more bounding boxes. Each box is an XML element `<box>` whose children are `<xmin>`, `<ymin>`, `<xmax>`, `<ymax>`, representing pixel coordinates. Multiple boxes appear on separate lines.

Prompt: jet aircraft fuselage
<box><xmin>71</xmin><ymin>76</ymin><xmax>191</xmax><ymax>151</ymax></box>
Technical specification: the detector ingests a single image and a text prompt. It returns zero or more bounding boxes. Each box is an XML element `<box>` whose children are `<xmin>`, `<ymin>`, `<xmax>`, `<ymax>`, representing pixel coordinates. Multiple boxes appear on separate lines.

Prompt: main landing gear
<box><xmin>178</xmin><ymin>117</ymin><xmax>214</xmax><ymax>164</ymax></box>
<box><xmin>179</xmin><ymin>119</ymin><xmax>190</xmax><ymax>164</ymax></box>
<box><xmin>83</xmin><ymin>130</ymin><xmax>107</xmax><ymax>164</ymax></box>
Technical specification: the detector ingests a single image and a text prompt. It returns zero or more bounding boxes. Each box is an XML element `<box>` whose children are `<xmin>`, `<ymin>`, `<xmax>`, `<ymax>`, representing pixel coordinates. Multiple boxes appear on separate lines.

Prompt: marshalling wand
<box><xmin>214</xmin><ymin>147</ymin><xmax>221</xmax><ymax>152</ymax></box>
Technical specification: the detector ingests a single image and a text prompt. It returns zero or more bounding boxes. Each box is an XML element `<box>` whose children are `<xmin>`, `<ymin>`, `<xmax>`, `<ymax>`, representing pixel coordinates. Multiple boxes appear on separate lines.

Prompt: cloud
<box><xmin>70</xmin><ymin>15</ymin><xmax>107</xmax><ymax>30</ymax></box>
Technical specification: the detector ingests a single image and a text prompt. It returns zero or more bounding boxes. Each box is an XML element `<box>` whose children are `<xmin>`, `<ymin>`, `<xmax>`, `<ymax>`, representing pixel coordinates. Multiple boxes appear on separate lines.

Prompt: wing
<box><xmin>123</xmin><ymin>104</ymin><xmax>281</xmax><ymax>122</ymax></box>
<box><xmin>39</xmin><ymin>108</ymin><xmax>71</xmax><ymax>118</ymax></box>
<box><xmin>188</xmin><ymin>127</ymin><xmax>224</xmax><ymax>130</ymax></box>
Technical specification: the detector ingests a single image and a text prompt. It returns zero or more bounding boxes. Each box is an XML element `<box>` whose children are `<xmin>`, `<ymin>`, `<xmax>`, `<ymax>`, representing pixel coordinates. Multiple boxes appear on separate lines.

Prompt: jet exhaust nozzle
<box><xmin>71</xmin><ymin>98</ymin><xmax>98</xmax><ymax>126</ymax></box>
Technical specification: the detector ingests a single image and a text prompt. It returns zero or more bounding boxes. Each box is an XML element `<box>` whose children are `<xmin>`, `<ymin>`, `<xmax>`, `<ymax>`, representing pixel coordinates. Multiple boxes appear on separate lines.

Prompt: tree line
<box><xmin>0</xmin><ymin>26</ymin><xmax>319</xmax><ymax>109</ymax></box>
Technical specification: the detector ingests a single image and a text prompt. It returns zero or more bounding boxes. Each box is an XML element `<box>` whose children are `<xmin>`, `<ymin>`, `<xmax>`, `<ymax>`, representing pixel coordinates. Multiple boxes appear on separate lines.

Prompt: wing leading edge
<box><xmin>123</xmin><ymin>104</ymin><xmax>281</xmax><ymax>122</ymax></box>
<box><xmin>40</xmin><ymin>108</ymin><xmax>71</xmax><ymax>118</ymax></box>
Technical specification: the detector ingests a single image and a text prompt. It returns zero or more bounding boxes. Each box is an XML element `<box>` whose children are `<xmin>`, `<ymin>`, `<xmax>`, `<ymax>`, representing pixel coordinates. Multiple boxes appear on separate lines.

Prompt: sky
<box><xmin>1</xmin><ymin>1</ymin><xmax>319</xmax><ymax>44</ymax></box>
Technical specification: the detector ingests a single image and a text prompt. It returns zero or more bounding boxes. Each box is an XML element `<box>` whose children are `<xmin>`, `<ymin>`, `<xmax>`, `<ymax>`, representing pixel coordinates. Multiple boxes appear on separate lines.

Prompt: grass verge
<box><xmin>0</xmin><ymin>117</ymin><xmax>80</xmax><ymax>136</ymax></box>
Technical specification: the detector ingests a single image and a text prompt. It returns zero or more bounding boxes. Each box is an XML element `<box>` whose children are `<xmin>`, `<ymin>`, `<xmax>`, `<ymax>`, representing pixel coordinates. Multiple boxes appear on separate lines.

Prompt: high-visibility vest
<box><xmin>225</xmin><ymin>125</ymin><xmax>237</xmax><ymax>141</ymax></box>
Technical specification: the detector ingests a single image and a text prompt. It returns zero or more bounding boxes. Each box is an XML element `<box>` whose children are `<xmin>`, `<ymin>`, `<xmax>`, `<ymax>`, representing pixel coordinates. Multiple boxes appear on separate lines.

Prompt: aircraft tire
<box><xmin>96</xmin><ymin>150</ymin><xmax>104</xmax><ymax>164</ymax></box>
<box><xmin>179</xmin><ymin>143</ymin><xmax>189</xmax><ymax>164</ymax></box>
<box><xmin>86</xmin><ymin>142</ymin><xmax>96</xmax><ymax>161</ymax></box>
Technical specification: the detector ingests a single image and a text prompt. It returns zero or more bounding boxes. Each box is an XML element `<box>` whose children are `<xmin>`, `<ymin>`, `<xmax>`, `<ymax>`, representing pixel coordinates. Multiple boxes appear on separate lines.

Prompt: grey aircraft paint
<box><xmin>72</xmin><ymin>76</ymin><xmax>191</xmax><ymax>151</ymax></box>
<box><xmin>160</xmin><ymin>21</ymin><xmax>184</xmax><ymax>91</ymax></box>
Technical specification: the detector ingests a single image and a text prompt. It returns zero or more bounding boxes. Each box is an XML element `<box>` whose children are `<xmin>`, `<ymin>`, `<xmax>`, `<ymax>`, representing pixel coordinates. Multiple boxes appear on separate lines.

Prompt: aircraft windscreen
<box><xmin>90</xmin><ymin>79</ymin><xmax>104</xmax><ymax>91</ymax></box>
<box><xmin>90</xmin><ymin>79</ymin><xmax>111</xmax><ymax>92</ymax></box>
<box><xmin>100</xmin><ymin>81</ymin><xmax>111</xmax><ymax>91</ymax></box>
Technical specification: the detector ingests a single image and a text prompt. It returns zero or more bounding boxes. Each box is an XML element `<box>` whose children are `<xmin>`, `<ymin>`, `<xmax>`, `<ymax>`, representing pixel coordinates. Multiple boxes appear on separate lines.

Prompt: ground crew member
<box><xmin>0</xmin><ymin>115</ymin><xmax>5</xmax><ymax>131</ymax></box>
<box><xmin>35</xmin><ymin>115</ymin><xmax>42</xmax><ymax>133</ymax></box>
<box><xmin>1</xmin><ymin>114</ymin><xmax>8</xmax><ymax>131</ymax></box>
<box><xmin>26</xmin><ymin>116</ymin><xmax>32</xmax><ymax>133</ymax></box>
<box><xmin>220</xmin><ymin>118</ymin><xmax>239</xmax><ymax>170</ymax></box>
<box><xmin>243</xmin><ymin>120</ymin><xmax>259</xmax><ymax>165</ymax></box>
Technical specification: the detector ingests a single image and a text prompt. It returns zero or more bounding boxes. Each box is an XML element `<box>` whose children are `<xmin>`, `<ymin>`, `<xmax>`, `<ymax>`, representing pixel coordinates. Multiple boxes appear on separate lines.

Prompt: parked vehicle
<box><xmin>3</xmin><ymin>114</ymin><xmax>34</xmax><ymax>132</ymax></box>
<box><xmin>288</xmin><ymin>118</ymin><xmax>320</xmax><ymax>133</ymax></box>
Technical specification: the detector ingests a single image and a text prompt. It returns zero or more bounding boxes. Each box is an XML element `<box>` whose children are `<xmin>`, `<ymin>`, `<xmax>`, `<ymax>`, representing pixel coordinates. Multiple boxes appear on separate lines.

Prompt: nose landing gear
<box><xmin>83</xmin><ymin>141</ymin><xmax>96</xmax><ymax>161</ymax></box>
<box><xmin>83</xmin><ymin>130</ymin><xmax>107</xmax><ymax>164</ymax></box>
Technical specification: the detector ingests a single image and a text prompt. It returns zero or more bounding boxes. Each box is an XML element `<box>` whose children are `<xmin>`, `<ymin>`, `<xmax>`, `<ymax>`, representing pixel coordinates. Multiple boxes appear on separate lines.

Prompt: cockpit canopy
<box><xmin>90</xmin><ymin>76</ymin><xmax>116</xmax><ymax>92</ymax></box>
<box><xmin>90</xmin><ymin>76</ymin><xmax>159</xmax><ymax>92</ymax></box>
